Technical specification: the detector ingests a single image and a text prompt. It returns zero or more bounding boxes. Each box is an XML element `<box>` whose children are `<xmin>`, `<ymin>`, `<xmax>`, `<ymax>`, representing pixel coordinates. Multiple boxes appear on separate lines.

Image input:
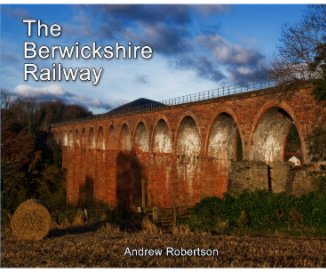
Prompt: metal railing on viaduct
<box><xmin>52</xmin><ymin>81</ymin><xmax>276</xmax><ymax>126</ymax></box>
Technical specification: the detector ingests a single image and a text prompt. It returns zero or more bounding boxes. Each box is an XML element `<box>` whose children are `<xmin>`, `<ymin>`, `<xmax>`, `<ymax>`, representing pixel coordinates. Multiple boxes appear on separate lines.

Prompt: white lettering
<box><xmin>24</xmin><ymin>63</ymin><xmax>38</xmax><ymax>81</ymax></box>
<box><xmin>24</xmin><ymin>42</ymin><xmax>37</xmax><ymax>59</ymax></box>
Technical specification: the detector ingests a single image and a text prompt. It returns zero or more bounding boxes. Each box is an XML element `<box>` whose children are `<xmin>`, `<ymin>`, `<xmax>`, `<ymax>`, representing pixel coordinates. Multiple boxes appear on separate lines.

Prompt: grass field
<box><xmin>1</xmin><ymin>223</ymin><xmax>326</xmax><ymax>268</ymax></box>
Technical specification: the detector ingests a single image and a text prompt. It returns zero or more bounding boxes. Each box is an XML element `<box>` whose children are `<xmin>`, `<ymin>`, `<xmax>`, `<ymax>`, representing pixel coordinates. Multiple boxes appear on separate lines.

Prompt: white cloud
<box><xmin>13</xmin><ymin>83</ymin><xmax>112</xmax><ymax>113</ymax></box>
<box><xmin>14</xmin><ymin>84</ymin><xmax>65</xmax><ymax>97</ymax></box>
<box><xmin>237</xmin><ymin>67</ymin><xmax>253</xmax><ymax>75</ymax></box>
<box><xmin>195</xmin><ymin>5</ymin><xmax>231</xmax><ymax>16</ymax></box>
<box><xmin>195</xmin><ymin>34</ymin><xmax>267</xmax><ymax>83</ymax></box>
<box><xmin>197</xmin><ymin>34</ymin><xmax>264</xmax><ymax>66</ymax></box>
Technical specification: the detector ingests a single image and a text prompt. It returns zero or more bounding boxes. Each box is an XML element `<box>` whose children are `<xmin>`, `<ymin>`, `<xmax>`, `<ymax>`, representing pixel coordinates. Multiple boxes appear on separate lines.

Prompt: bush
<box><xmin>186</xmin><ymin>197</ymin><xmax>224</xmax><ymax>232</ymax></box>
<box><xmin>185</xmin><ymin>190</ymin><xmax>326</xmax><ymax>236</ymax></box>
<box><xmin>314</xmin><ymin>176</ymin><xmax>326</xmax><ymax>191</ymax></box>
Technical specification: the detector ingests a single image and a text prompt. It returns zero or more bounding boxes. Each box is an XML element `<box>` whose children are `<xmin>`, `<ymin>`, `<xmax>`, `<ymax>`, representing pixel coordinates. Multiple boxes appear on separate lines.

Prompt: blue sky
<box><xmin>1</xmin><ymin>4</ymin><xmax>307</xmax><ymax>113</ymax></box>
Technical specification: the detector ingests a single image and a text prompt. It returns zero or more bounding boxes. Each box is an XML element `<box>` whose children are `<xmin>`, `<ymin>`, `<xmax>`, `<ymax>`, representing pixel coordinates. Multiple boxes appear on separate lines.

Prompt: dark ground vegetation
<box><xmin>2</xmin><ymin>222</ymin><xmax>326</xmax><ymax>268</ymax></box>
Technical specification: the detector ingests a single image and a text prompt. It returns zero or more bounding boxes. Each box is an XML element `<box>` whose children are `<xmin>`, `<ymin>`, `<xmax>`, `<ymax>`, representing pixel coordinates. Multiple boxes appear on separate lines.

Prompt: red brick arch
<box><xmin>119</xmin><ymin>122</ymin><xmax>132</xmax><ymax>151</ymax></box>
<box><xmin>204</xmin><ymin>108</ymin><xmax>245</xmax><ymax>159</ymax></box>
<box><xmin>175</xmin><ymin>112</ymin><xmax>202</xmax><ymax>156</ymax></box>
<box><xmin>151</xmin><ymin>116</ymin><xmax>173</xmax><ymax>153</ymax></box>
<box><xmin>96</xmin><ymin>126</ymin><xmax>105</xmax><ymax>150</ymax></box>
<box><xmin>68</xmin><ymin>129</ymin><xmax>74</xmax><ymax>148</ymax></box>
<box><xmin>74</xmin><ymin>129</ymin><xmax>80</xmax><ymax>147</ymax></box>
<box><xmin>63</xmin><ymin>130</ymin><xmax>68</xmax><ymax>146</ymax></box>
<box><xmin>249</xmin><ymin>101</ymin><xmax>307</xmax><ymax>162</ymax></box>
<box><xmin>133</xmin><ymin>120</ymin><xmax>150</xmax><ymax>152</ymax></box>
<box><xmin>151</xmin><ymin>115</ymin><xmax>172</xmax><ymax>138</ymax></box>
<box><xmin>88</xmin><ymin>127</ymin><xmax>95</xmax><ymax>149</ymax></box>
<box><xmin>81</xmin><ymin>128</ymin><xmax>87</xmax><ymax>148</ymax></box>
<box><xmin>54</xmin><ymin>131</ymin><xmax>62</xmax><ymax>144</ymax></box>
<box><xmin>106</xmin><ymin>124</ymin><xmax>116</xmax><ymax>150</ymax></box>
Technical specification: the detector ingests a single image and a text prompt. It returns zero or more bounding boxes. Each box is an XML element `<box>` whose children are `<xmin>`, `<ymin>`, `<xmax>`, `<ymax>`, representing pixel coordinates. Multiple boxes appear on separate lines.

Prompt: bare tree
<box><xmin>270</xmin><ymin>5</ymin><xmax>326</xmax><ymax>85</ymax></box>
<box><xmin>1</xmin><ymin>89</ymin><xmax>15</xmax><ymax>110</ymax></box>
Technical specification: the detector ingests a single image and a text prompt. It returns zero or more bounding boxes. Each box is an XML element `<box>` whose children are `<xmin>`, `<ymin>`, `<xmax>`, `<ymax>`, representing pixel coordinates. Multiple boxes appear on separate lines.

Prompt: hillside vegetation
<box><xmin>1</xmin><ymin>92</ymin><xmax>92</xmax><ymax>221</ymax></box>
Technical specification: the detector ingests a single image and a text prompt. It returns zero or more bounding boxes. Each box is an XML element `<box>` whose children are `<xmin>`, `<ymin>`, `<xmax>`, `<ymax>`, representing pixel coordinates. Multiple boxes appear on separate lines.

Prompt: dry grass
<box><xmin>172</xmin><ymin>225</ymin><xmax>192</xmax><ymax>236</ymax></box>
<box><xmin>141</xmin><ymin>217</ymin><xmax>161</xmax><ymax>235</ymax></box>
<box><xmin>10</xmin><ymin>199</ymin><xmax>52</xmax><ymax>241</ymax></box>
<box><xmin>97</xmin><ymin>223</ymin><xmax>121</xmax><ymax>235</ymax></box>
<box><xmin>1</xmin><ymin>223</ymin><xmax>326</xmax><ymax>267</ymax></box>
<box><xmin>72</xmin><ymin>211</ymin><xmax>86</xmax><ymax>226</ymax></box>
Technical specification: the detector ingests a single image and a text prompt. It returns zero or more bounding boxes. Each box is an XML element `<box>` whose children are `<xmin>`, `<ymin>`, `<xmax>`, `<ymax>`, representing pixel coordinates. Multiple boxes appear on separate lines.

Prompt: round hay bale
<box><xmin>11</xmin><ymin>199</ymin><xmax>52</xmax><ymax>240</ymax></box>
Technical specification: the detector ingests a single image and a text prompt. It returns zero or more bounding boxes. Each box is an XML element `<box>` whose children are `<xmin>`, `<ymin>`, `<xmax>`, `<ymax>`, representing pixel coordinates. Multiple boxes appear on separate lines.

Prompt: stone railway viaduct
<box><xmin>51</xmin><ymin>85</ymin><xmax>325</xmax><ymax>209</ymax></box>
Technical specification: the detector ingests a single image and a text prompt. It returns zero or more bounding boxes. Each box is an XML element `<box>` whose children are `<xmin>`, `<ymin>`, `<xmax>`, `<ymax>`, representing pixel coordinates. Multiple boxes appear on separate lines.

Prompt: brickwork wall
<box><xmin>52</xmin><ymin>87</ymin><xmax>325</xmax><ymax>208</ymax></box>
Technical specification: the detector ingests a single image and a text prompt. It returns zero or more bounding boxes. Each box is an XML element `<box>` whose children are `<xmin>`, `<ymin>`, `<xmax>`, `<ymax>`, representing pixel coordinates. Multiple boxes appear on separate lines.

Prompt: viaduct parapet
<box><xmin>51</xmin><ymin>85</ymin><xmax>325</xmax><ymax>209</ymax></box>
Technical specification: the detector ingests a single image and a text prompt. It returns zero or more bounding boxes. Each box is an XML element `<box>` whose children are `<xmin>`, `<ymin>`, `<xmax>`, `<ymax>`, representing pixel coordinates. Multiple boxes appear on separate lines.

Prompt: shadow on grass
<box><xmin>48</xmin><ymin>210</ymin><xmax>144</xmax><ymax>238</ymax></box>
<box><xmin>48</xmin><ymin>221</ymin><xmax>106</xmax><ymax>238</ymax></box>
